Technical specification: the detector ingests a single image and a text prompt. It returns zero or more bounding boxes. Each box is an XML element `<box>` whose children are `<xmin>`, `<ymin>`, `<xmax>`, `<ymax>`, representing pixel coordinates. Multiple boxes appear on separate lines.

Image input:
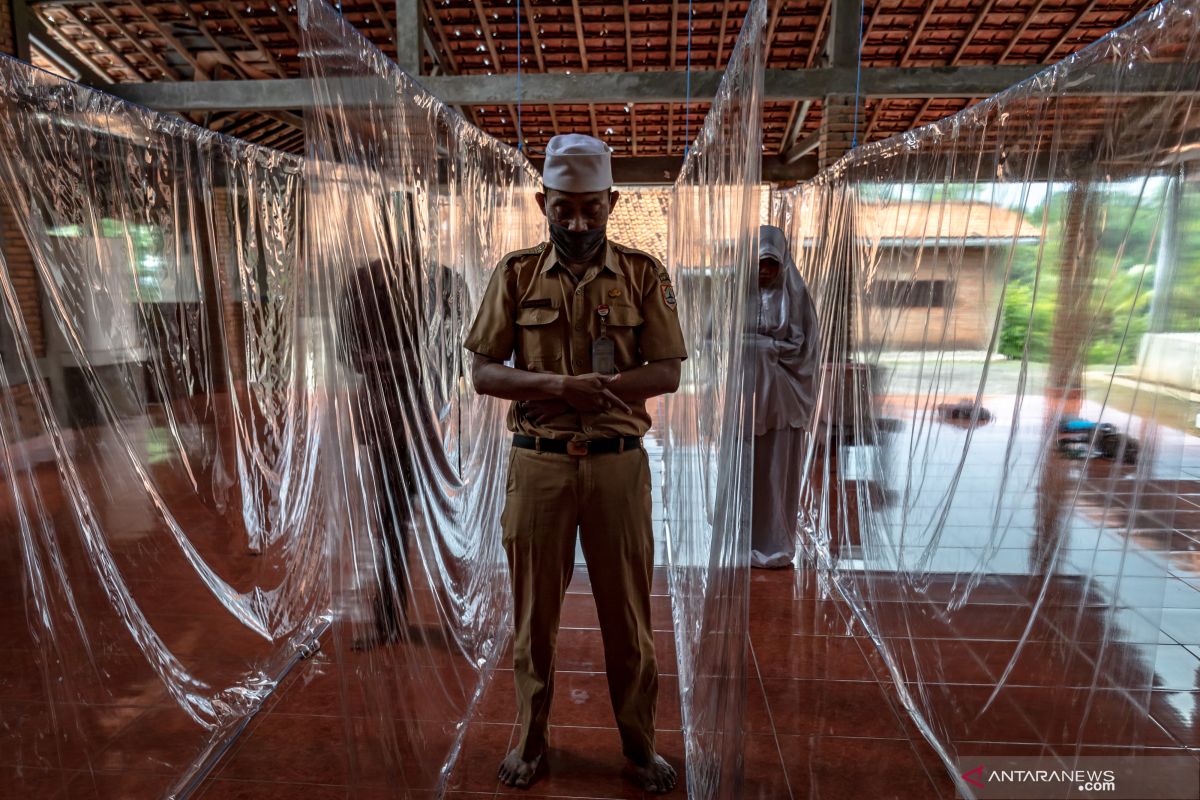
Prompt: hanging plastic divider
<box><xmin>775</xmin><ymin>0</ymin><xmax>1200</xmax><ymax>794</ymax></box>
<box><xmin>300</xmin><ymin>0</ymin><xmax>543</xmax><ymax>792</ymax></box>
<box><xmin>663</xmin><ymin>0</ymin><xmax>765</xmax><ymax>796</ymax></box>
<box><xmin>0</xmin><ymin>55</ymin><xmax>325</xmax><ymax>797</ymax></box>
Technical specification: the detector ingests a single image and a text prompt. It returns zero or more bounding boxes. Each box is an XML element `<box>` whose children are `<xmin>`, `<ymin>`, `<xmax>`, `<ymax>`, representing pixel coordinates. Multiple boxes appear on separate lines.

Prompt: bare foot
<box><xmin>631</xmin><ymin>753</ymin><xmax>677</xmax><ymax>793</ymax></box>
<box><xmin>498</xmin><ymin>749</ymin><xmax>541</xmax><ymax>788</ymax></box>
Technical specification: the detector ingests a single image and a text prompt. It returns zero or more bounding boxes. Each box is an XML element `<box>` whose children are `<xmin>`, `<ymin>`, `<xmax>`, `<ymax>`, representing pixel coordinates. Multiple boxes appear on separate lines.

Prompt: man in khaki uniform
<box><xmin>465</xmin><ymin>134</ymin><xmax>685</xmax><ymax>793</ymax></box>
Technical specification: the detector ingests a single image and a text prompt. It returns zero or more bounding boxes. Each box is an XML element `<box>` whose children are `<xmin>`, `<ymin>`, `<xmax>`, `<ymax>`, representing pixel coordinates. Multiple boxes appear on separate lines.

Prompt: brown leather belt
<box><xmin>512</xmin><ymin>435</ymin><xmax>641</xmax><ymax>457</ymax></box>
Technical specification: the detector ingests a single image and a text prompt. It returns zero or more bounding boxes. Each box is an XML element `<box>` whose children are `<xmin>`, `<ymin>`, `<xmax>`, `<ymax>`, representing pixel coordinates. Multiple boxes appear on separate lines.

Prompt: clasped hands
<box><xmin>521</xmin><ymin>373</ymin><xmax>631</xmax><ymax>424</ymax></box>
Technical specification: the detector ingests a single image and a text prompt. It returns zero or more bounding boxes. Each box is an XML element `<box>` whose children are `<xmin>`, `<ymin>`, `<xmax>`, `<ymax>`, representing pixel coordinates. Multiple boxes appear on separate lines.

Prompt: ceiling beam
<box><xmin>123</xmin><ymin>0</ymin><xmax>209</xmax><ymax>79</ymax></box>
<box><xmin>623</xmin><ymin>0</ymin><xmax>633</xmax><ymax>69</ymax></box>
<box><xmin>780</xmin><ymin>98</ymin><xmax>812</xmax><ymax>153</ymax></box>
<box><xmin>783</xmin><ymin>129</ymin><xmax>820</xmax><ymax>164</ymax></box>
<box><xmin>106</xmin><ymin>62</ymin><xmax>1200</xmax><ymax>111</ymax></box>
<box><xmin>898</xmin><ymin>0</ymin><xmax>937</xmax><ymax>68</ymax></box>
<box><xmin>997</xmin><ymin>0</ymin><xmax>1049</xmax><ymax>63</ymax></box>
<box><xmin>11</xmin><ymin>0</ymin><xmax>33</xmax><ymax>62</ymax></box>
<box><xmin>31</xmin><ymin>13</ymin><xmax>111</xmax><ymax>81</ymax></box>
<box><xmin>56</xmin><ymin>7</ymin><xmax>142</xmax><ymax>80</ymax></box>
<box><xmin>715</xmin><ymin>0</ymin><xmax>729</xmax><ymax>67</ymax></box>
<box><xmin>570</xmin><ymin>0</ymin><xmax>588</xmax><ymax>70</ymax></box>
<box><xmin>91</xmin><ymin>4</ymin><xmax>180</xmax><ymax>80</ymax></box>
<box><xmin>826</xmin><ymin>0</ymin><xmax>860</xmax><ymax>69</ymax></box>
<box><xmin>395</xmin><ymin>0</ymin><xmax>421</xmax><ymax>74</ymax></box>
<box><xmin>948</xmin><ymin>0</ymin><xmax>997</xmax><ymax>66</ymax></box>
<box><xmin>1042</xmin><ymin>0</ymin><xmax>1100</xmax><ymax>63</ymax></box>
<box><xmin>525</xmin><ymin>154</ymin><xmax>821</xmax><ymax>184</ymax></box>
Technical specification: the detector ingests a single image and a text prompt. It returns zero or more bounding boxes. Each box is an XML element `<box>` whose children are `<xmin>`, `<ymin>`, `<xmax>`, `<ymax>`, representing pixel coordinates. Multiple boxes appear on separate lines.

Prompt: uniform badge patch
<box><xmin>661</xmin><ymin>283</ymin><xmax>677</xmax><ymax>309</ymax></box>
<box><xmin>608</xmin><ymin>288</ymin><xmax>622</xmax><ymax>298</ymax></box>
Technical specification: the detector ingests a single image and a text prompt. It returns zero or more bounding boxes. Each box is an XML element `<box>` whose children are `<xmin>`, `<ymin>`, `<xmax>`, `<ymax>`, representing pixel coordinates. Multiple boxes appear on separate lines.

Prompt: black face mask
<box><xmin>549</xmin><ymin>222</ymin><xmax>607</xmax><ymax>265</ymax></box>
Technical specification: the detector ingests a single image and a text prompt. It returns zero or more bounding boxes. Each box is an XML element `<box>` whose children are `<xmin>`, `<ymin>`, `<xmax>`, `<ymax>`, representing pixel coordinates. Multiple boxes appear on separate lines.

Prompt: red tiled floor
<box><xmin>7</xmin><ymin>402</ymin><xmax>1200</xmax><ymax>799</ymax></box>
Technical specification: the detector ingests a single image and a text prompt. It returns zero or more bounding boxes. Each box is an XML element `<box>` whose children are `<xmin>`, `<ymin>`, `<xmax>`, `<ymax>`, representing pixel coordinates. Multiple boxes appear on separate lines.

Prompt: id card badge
<box><xmin>591</xmin><ymin>336</ymin><xmax>615</xmax><ymax>375</ymax></box>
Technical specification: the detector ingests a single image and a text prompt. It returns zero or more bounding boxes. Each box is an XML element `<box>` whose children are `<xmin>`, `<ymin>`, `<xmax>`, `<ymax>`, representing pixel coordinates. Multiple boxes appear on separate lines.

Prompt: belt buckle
<box><xmin>566</xmin><ymin>441</ymin><xmax>589</xmax><ymax>457</ymax></box>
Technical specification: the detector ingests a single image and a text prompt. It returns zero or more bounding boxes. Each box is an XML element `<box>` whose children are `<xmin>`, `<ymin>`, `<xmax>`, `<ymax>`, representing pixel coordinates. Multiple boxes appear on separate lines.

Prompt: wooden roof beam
<box><xmin>28</xmin><ymin>13</ymin><xmax>101</xmax><ymax>80</ymax></box>
<box><xmin>394</xmin><ymin>0</ymin><xmax>420</xmax><ymax>74</ymax></box>
<box><xmin>765</xmin><ymin>0</ymin><xmax>784</xmax><ymax>62</ymax></box>
<box><xmin>997</xmin><ymin>0</ymin><xmax>1049</xmax><ymax>64</ymax></box>
<box><xmin>424</xmin><ymin>0</ymin><xmax>460</xmax><ymax>72</ymax></box>
<box><xmin>623</xmin><ymin>0</ymin><xmax>633</xmax><ymax>69</ymax></box>
<box><xmin>715</xmin><ymin>0</ymin><xmax>729</xmax><ymax>67</ymax></box>
<box><xmin>123</xmin><ymin>0</ymin><xmax>209</xmax><ymax>79</ymax></box>
<box><xmin>897</xmin><ymin>0</ymin><xmax>937</xmax><ymax>68</ymax></box>
<box><xmin>948</xmin><ymin>0</ymin><xmax>998</xmax><ymax>67</ymax></box>
<box><xmin>90</xmin><ymin>4</ymin><xmax>180</xmax><ymax>80</ymax></box>
<box><xmin>58</xmin><ymin>6</ymin><xmax>142</xmax><ymax>80</ymax></box>
<box><xmin>668</xmin><ymin>0</ymin><xmax>678</xmax><ymax>68</ymax></box>
<box><xmin>216</xmin><ymin>0</ymin><xmax>285</xmax><ymax>77</ymax></box>
<box><xmin>570</xmin><ymin>0</ymin><xmax>588</xmax><ymax>70</ymax></box>
<box><xmin>1042</xmin><ymin>0</ymin><xmax>1100</xmax><ymax>63</ymax></box>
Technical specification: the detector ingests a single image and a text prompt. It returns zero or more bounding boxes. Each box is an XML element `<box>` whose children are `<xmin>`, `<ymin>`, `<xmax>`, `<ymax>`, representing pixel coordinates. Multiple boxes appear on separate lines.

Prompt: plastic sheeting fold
<box><xmin>663</xmin><ymin>0</ymin><xmax>765</xmax><ymax>796</ymax></box>
<box><xmin>0</xmin><ymin>54</ymin><xmax>325</xmax><ymax>797</ymax></box>
<box><xmin>774</xmin><ymin>0</ymin><xmax>1200</xmax><ymax>795</ymax></box>
<box><xmin>300</xmin><ymin>0</ymin><xmax>543</xmax><ymax>792</ymax></box>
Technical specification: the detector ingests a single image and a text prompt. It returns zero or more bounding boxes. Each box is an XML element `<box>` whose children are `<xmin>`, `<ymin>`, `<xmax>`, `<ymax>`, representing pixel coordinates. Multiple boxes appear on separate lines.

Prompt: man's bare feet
<box><xmin>498</xmin><ymin>749</ymin><xmax>541</xmax><ymax>788</ymax></box>
<box><xmin>631</xmin><ymin>753</ymin><xmax>677</xmax><ymax>793</ymax></box>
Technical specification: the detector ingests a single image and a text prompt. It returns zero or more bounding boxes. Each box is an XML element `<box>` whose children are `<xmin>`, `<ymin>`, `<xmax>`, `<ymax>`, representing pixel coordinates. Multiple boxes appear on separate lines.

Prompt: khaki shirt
<box><xmin>464</xmin><ymin>239</ymin><xmax>688</xmax><ymax>441</ymax></box>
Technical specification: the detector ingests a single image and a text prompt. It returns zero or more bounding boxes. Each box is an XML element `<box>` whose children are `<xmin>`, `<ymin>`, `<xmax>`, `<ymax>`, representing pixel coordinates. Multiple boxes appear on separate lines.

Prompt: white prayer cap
<box><xmin>759</xmin><ymin>225</ymin><xmax>789</xmax><ymax>263</ymax></box>
<box><xmin>542</xmin><ymin>134</ymin><xmax>613</xmax><ymax>193</ymax></box>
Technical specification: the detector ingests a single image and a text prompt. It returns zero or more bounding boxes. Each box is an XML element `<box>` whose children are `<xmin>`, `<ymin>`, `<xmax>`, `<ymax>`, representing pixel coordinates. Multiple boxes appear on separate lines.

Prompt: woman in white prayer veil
<box><xmin>750</xmin><ymin>225</ymin><xmax>821</xmax><ymax>568</ymax></box>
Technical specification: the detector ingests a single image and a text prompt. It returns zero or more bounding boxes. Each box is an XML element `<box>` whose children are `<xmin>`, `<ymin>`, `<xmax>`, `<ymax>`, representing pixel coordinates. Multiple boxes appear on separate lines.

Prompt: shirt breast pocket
<box><xmin>604</xmin><ymin>305</ymin><xmax>644</xmax><ymax>371</ymax></box>
<box><xmin>515</xmin><ymin>306</ymin><xmax>562</xmax><ymax>370</ymax></box>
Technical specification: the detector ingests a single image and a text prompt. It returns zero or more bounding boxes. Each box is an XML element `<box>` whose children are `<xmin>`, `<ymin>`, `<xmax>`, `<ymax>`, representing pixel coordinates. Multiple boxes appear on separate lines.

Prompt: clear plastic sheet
<box><xmin>773</xmin><ymin>0</ymin><xmax>1200</xmax><ymax>794</ymax></box>
<box><xmin>0</xmin><ymin>55</ymin><xmax>326</xmax><ymax>796</ymax></box>
<box><xmin>663</xmin><ymin>0</ymin><xmax>765</xmax><ymax>795</ymax></box>
<box><xmin>300</xmin><ymin>0</ymin><xmax>543</xmax><ymax>792</ymax></box>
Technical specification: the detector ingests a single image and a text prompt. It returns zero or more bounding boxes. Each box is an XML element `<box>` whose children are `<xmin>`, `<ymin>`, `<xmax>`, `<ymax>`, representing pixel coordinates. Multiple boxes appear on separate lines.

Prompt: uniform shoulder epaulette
<box><xmin>609</xmin><ymin>241</ymin><xmax>662</xmax><ymax>266</ymax></box>
<box><xmin>498</xmin><ymin>242</ymin><xmax>549</xmax><ymax>270</ymax></box>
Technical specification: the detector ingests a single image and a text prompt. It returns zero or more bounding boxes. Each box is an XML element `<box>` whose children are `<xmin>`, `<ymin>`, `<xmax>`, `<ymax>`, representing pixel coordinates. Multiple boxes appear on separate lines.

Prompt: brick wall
<box><xmin>0</xmin><ymin>0</ymin><xmax>45</xmax><ymax>360</ymax></box>
<box><xmin>212</xmin><ymin>188</ymin><xmax>247</xmax><ymax>383</ymax></box>
<box><xmin>862</xmin><ymin>248</ymin><xmax>1002</xmax><ymax>351</ymax></box>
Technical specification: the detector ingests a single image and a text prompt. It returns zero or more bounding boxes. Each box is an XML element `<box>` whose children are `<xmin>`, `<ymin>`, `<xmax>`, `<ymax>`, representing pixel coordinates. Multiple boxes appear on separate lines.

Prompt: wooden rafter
<box><xmin>861</xmin><ymin>0</ymin><xmax>887</xmax><ymax>45</ymax></box>
<box><xmin>898</xmin><ymin>0</ymin><xmax>938</xmax><ymax>67</ymax></box>
<box><xmin>668</xmin><ymin>0</ymin><xmax>678</xmax><ymax>68</ymax></box>
<box><xmin>423</xmin><ymin>0</ymin><xmax>459</xmax><ymax>72</ymax></box>
<box><xmin>58</xmin><ymin>6</ymin><xmax>142</xmax><ymax>80</ymax></box>
<box><xmin>911</xmin><ymin>96</ymin><xmax>934</xmax><ymax>129</ymax></box>
<box><xmin>948</xmin><ymin>0</ymin><xmax>998</xmax><ymax>66</ymax></box>
<box><xmin>270</xmin><ymin>2</ymin><xmax>301</xmax><ymax>42</ymax></box>
<box><xmin>805</xmin><ymin>0</ymin><xmax>830</xmax><ymax>68</ymax></box>
<box><xmin>216</xmin><ymin>0</ymin><xmax>285</xmax><ymax>76</ymax></box>
<box><xmin>1042</xmin><ymin>0</ymin><xmax>1100</xmax><ymax>63</ymax></box>
<box><xmin>570</xmin><ymin>0</ymin><xmax>588</xmax><ymax>70</ymax></box>
<box><xmin>90</xmin><ymin>4</ymin><xmax>180</xmax><ymax>80</ymax></box>
<box><xmin>631</xmin><ymin>104</ymin><xmax>638</xmax><ymax>155</ymax></box>
<box><xmin>518</xmin><ymin>0</ymin><xmax>558</xmax><ymax>139</ymax></box>
<box><xmin>471</xmin><ymin>0</ymin><xmax>503</xmax><ymax>69</ymax></box>
<box><xmin>123</xmin><ymin>0</ymin><xmax>210</xmax><ymax>79</ymax></box>
<box><xmin>588</xmin><ymin>103</ymin><xmax>599</xmax><ymax>138</ymax></box>
<box><xmin>366</xmin><ymin>0</ymin><xmax>396</xmax><ymax>45</ymax></box>
<box><xmin>997</xmin><ymin>0</ymin><xmax>1050</xmax><ymax>64</ymax></box>
<box><xmin>715</xmin><ymin>0</ymin><xmax>729</xmax><ymax>67</ymax></box>
<box><xmin>863</xmin><ymin>97</ymin><xmax>886</xmax><ymax>140</ymax></box>
<box><xmin>764</xmin><ymin>0</ymin><xmax>784</xmax><ymax>61</ymax></box>
<box><xmin>469</xmin><ymin>0</ymin><xmax>519</xmax><ymax>141</ymax></box>
<box><xmin>175</xmin><ymin>1</ymin><xmax>253</xmax><ymax>79</ymax></box>
<box><xmin>36</xmin><ymin>11</ymin><xmax>113</xmax><ymax>80</ymax></box>
<box><xmin>623</xmin><ymin>0</ymin><xmax>632</xmax><ymax>70</ymax></box>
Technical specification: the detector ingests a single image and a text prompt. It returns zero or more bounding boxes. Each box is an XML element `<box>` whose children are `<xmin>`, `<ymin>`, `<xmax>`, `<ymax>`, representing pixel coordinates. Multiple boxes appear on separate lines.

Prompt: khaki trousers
<box><xmin>501</xmin><ymin>445</ymin><xmax>658</xmax><ymax>764</ymax></box>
